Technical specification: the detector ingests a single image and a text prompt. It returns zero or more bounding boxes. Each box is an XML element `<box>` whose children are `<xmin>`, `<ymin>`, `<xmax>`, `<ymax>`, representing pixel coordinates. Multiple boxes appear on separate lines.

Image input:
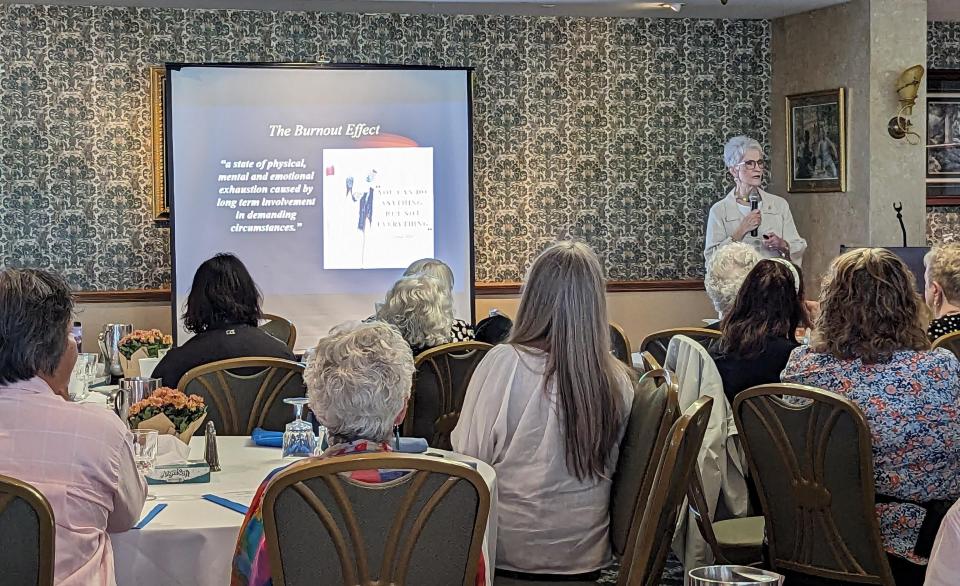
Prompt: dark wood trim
<box><xmin>74</xmin><ymin>289</ymin><xmax>171</xmax><ymax>303</ymax></box>
<box><xmin>475</xmin><ymin>279</ymin><xmax>704</xmax><ymax>296</ymax></box>
<box><xmin>76</xmin><ymin>279</ymin><xmax>705</xmax><ymax>302</ymax></box>
<box><xmin>927</xmin><ymin>197</ymin><xmax>960</xmax><ymax>207</ymax></box>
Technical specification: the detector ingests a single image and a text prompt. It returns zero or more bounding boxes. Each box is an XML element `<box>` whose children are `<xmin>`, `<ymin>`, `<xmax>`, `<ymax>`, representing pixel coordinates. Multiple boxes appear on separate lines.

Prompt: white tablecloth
<box><xmin>112</xmin><ymin>436</ymin><xmax>498</xmax><ymax>586</ymax></box>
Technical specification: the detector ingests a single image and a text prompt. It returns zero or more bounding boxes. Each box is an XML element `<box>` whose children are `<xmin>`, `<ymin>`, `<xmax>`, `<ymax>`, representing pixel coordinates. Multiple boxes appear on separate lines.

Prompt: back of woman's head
<box><xmin>183</xmin><ymin>253</ymin><xmax>262</xmax><ymax>333</ymax></box>
<box><xmin>510</xmin><ymin>240</ymin><xmax>628</xmax><ymax>482</ymax></box>
<box><xmin>705</xmin><ymin>242</ymin><xmax>763</xmax><ymax>316</ymax></box>
<box><xmin>0</xmin><ymin>268</ymin><xmax>74</xmax><ymax>384</ymax></box>
<box><xmin>813</xmin><ymin>248</ymin><xmax>929</xmax><ymax>363</ymax></box>
<box><xmin>403</xmin><ymin>258</ymin><xmax>454</xmax><ymax>292</ymax></box>
<box><xmin>719</xmin><ymin>259</ymin><xmax>807</xmax><ymax>358</ymax></box>
<box><xmin>925</xmin><ymin>244</ymin><xmax>960</xmax><ymax>305</ymax></box>
<box><xmin>375</xmin><ymin>275</ymin><xmax>454</xmax><ymax>350</ymax></box>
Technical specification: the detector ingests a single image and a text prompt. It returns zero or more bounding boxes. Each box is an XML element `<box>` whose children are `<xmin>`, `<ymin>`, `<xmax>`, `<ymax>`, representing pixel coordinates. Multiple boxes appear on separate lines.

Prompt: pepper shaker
<box><xmin>204</xmin><ymin>421</ymin><xmax>221</xmax><ymax>472</ymax></box>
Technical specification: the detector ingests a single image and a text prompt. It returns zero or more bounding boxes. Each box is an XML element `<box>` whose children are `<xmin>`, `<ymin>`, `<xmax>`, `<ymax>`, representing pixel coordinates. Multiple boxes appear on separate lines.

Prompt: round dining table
<box><xmin>109</xmin><ymin>434</ymin><xmax>499</xmax><ymax>586</ymax></box>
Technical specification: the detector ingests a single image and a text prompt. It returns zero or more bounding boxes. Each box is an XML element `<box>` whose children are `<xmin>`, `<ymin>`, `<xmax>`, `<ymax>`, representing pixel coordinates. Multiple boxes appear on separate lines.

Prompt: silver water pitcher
<box><xmin>98</xmin><ymin>323</ymin><xmax>132</xmax><ymax>376</ymax></box>
<box><xmin>113</xmin><ymin>377</ymin><xmax>162</xmax><ymax>423</ymax></box>
<box><xmin>688</xmin><ymin>566</ymin><xmax>784</xmax><ymax>586</ymax></box>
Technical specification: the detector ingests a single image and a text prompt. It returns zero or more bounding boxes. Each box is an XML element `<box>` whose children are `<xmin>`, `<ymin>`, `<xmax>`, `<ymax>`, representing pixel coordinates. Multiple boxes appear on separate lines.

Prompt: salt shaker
<box><xmin>204</xmin><ymin>421</ymin><xmax>221</xmax><ymax>472</ymax></box>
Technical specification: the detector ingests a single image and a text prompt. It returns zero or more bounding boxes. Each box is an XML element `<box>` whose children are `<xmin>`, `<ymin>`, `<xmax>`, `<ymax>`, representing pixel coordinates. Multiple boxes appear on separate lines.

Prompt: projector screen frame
<box><xmin>164</xmin><ymin>62</ymin><xmax>477</xmax><ymax>346</ymax></box>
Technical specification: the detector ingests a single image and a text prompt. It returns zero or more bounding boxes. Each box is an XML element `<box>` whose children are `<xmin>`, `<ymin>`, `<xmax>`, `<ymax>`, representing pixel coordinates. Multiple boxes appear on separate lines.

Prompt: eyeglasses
<box><xmin>737</xmin><ymin>159</ymin><xmax>767</xmax><ymax>170</ymax></box>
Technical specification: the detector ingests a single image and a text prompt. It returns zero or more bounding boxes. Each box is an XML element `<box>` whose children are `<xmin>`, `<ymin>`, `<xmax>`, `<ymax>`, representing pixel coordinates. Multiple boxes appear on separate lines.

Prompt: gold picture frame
<box><xmin>150</xmin><ymin>65</ymin><xmax>168</xmax><ymax>219</ymax></box>
<box><xmin>785</xmin><ymin>88</ymin><xmax>847</xmax><ymax>193</ymax></box>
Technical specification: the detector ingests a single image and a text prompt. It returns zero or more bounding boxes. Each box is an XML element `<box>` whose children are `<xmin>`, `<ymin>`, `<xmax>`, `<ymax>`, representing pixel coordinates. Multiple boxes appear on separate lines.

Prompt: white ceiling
<box><xmin>1</xmin><ymin>0</ymin><xmax>851</xmax><ymax>19</ymax></box>
<box><xmin>3</xmin><ymin>0</ymin><xmax>957</xmax><ymax>20</ymax></box>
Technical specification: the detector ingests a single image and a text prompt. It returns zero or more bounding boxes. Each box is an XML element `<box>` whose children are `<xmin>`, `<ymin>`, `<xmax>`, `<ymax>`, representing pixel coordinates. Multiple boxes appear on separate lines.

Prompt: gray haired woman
<box><xmin>375</xmin><ymin>274</ymin><xmax>473</xmax><ymax>355</ymax></box>
<box><xmin>704</xmin><ymin>242</ymin><xmax>763</xmax><ymax>325</ymax></box>
<box><xmin>704</xmin><ymin>135</ymin><xmax>807</xmax><ymax>267</ymax></box>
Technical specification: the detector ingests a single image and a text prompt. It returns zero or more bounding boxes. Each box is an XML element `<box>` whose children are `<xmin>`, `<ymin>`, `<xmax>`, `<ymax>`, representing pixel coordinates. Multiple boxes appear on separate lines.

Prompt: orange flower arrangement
<box><xmin>128</xmin><ymin>387</ymin><xmax>206</xmax><ymax>436</ymax></box>
<box><xmin>118</xmin><ymin>328</ymin><xmax>173</xmax><ymax>359</ymax></box>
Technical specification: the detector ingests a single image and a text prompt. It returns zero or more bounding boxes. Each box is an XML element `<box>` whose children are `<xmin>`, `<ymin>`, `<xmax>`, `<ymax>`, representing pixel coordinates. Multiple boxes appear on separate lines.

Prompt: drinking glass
<box><xmin>132</xmin><ymin>429</ymin><xmax>159</xmax><ymax>500</ymax></box>
<box><xmin>68</xmin><ymin>353</ymin><xmax>97</xmax><ymax>401</ymax></box>
<box><xmin>282</xmin><ymin>397</ymin><xmax>317</xmax><ymax>459</ymax></box>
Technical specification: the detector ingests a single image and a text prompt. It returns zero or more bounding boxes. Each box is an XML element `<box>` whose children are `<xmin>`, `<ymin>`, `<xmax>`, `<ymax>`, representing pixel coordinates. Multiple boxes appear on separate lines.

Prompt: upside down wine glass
<box><xmin>282</xmin><ymin>397</ymin><xmax>317</xmax><ymax>459</ymax></box>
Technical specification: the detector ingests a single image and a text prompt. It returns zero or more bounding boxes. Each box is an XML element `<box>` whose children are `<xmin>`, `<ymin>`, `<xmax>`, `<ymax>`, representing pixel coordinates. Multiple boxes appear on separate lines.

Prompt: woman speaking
<box><xmin>705</xmin><ymin>136</ymin><xmax>807</xmax><ymax>267</ymax></box>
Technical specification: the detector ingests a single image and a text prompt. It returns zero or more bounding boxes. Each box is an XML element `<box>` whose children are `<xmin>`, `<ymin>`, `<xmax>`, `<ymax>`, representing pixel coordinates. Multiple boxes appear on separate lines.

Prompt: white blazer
<box><xmin>704</xmin><ymin>188</ymin><xmax>807</xmax><ymax>268</ymax></box>
<box><xmin>665</xmin><ymin>335</ymin><xmax>750</xmax><ymax>572</ymax></box>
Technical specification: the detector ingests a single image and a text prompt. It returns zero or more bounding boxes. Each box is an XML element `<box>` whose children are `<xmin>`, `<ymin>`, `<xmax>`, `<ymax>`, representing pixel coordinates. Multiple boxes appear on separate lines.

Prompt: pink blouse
<box><xmin>0</xmin><ymin>377</ymin><xmax>146</xmax><ymax>586</ymax></box>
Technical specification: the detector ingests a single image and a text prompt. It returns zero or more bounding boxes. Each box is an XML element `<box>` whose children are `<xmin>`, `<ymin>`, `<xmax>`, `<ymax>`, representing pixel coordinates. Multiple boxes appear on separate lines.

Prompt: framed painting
<box><xmin>785</xmin><ymin>88</ymin><xmax>847</xmax><ymax>193</ymax></box>
<box><xmin>150</xmin><ymin>65</ymin><xmax>168</xmax><ymax>220</ymax></box>
<box><xmin>927</xmin><ymin>70</ymin><xmax>960</xmax><ymax>205</ymax></box>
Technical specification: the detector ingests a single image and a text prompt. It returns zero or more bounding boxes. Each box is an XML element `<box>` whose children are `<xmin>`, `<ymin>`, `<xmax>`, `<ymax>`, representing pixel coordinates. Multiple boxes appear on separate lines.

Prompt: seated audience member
<box><xmin>375</xmin><ymin>274</ymin><xmax>469</xmax><ymax>355</ymax></box>
<box><xmin>404</xmin><ymin>257</ymin><xmax>475</xmax><ymax>342</ymax></box>
<box><xmin>452</xmin><ymin>241</ymin><xmax>634</xmax><ymax>579</ymax></box>
<box><xmin>782</xmin><ymin>248</ymin><xmax>960</xmax><ymax>583</ymax></box>
<box><xmin>0</xmin><ymin>268</ymin><xmax>146</xmax><ymax>585</ymax></box>
<box><xmin>474</xmin><ymin>311</ymin><xmax>513</xmax><ymax>345</ymax></box>
<box><xmin>924</xmin><ymin>244</ymin><xmax>960</xmax><ymax>341</ymax></box>
<box><xmin>231</xmin><ymin>321</ymin><xmax>419</xmax><ymax>586</ymax></box>
<box><xmin>710</xmin><ymin>258</ymin><xmax>808</xmax><ymax>403</ymax></box>
<box><xmin>925</xmin><ymin>498</ymin><xmax>960</xmax><ymax>586</ymax></box>
<box><xmin>703</xmin><ymin>242</ymin><xmax>762</xmax><ymax>329</ymax></box>
<box><xmin>153</xmin><ymin>253</ymin><xmax>295</xmax><ymax>388</ymax></box>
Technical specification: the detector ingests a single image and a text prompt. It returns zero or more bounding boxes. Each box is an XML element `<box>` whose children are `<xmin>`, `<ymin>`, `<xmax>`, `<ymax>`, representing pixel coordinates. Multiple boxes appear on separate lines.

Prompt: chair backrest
<box><xmin>687</xmin><ymin>467</ymin><xmax>728</xmax><ymax>564</ymax></box>
<box><xmin>0</xmin><ymin>475</ymin><xmax>55</xmax><ymax>586</ymax></box>
<box><xmin>732</xmin><ymin>384</ymin><xmax>895</xmax><ymax>585</ymax></box>
<box><xmin>618</xmin><ymin>396</ymin><xmax>714</xmax><ymax>586</ymax></box>
<box><xmin>932</xmin><ymin>331</ymin><xmax>960</xmax><ymax>360</ymax></box>
<box><xmin>259</xmin><ymin>313</ymin><xmax>297</xmax><ymax>350</ymax></box>
<box><xmin>610</xmin><ymin>369</ymin><xmax>680</xmax><ymax>559</ymax></box>
<box><xmin>639</xmin><ymin>328</ymin><xmax>721</xmax><ymax>367</ymax></box>
<box><xmin>403</xmin><ymin>341</ymin><xmax>492</xmax><ymax>449</ymax></box>
<box><xmin>178</xmin><ymin>357</ymin><xmax>307</xmax><ymax>435</ymax></box>
<box><xmin>639</xmin><ymin>351</ymin><xmax>661</xmax><ymax>373</ymax></box>
<box><xmin>262</xmin><ymin>452</ymin><xmax>490</xmax><ymax>586</ymax></box>
<box><xmin>609</xmin><ymin>322</ymin><xmax>633</xmax><ymax>366</ymax></box>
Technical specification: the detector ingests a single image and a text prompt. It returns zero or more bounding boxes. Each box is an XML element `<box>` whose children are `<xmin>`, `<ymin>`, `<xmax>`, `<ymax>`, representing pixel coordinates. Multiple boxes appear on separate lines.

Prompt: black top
<box><xmin>710</xmin><ymin>336</ymin><xmax>799</xmax><ymax>404</ymax></box>
<box><xmin>410</xmin><ymin>319</ymin><xmax>475</xmax><ymax>357</ymax></box>
<box><xmin>153</xmin><ymin>323</ymin><xmax>296</xmax><ymax>388</ymax></box>
<box><xmin>929</xmin><ymin>314</ymin><xmax>960</xmax><ymax>342</ymax></box>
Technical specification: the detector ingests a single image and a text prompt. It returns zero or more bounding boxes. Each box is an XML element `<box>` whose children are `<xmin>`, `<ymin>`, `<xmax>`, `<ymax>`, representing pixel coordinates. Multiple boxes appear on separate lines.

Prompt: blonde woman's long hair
<box><xmin>375</xmin><ymin>275</ymin><xmax>454</xmax><ymax>350</ymax></box>
<box><xmin>812</xmin><ymin>248</ymin><xmax>930</xmax><ymax>363</ymax></box>
<box><xmin>509</xmin><ymin>240</ymin><xmax>630</xmax><ymax>481</ymax></box>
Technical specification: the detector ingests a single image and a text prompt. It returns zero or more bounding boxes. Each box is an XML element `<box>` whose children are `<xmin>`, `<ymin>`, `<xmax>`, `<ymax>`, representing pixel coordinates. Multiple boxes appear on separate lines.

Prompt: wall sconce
<box><xmin>887</xmin><ymin>64</ymin><xmax>924</xmax><ymax>144</ymax></box>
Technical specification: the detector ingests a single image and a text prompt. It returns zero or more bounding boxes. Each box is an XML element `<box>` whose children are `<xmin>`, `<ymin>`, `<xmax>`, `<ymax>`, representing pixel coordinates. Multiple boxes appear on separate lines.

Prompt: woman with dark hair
<box><xmin>710</xmin><ymin>258</ymin><xmax>809</xmax><ymax>402</ymax></box>
<box><xmin>0</xmin><ymin>268</ymin><xmax>146</xmax><ymax>585</ymax></box>
<box><xmin>153</xmin><ymin>253</ymin><xmax>295</xmax><ymax>388</ymax></box>
<box><xmin>452</xmin><ymin>241</ymin><xmax>634</xmax><ymax>579</ymax></box>
<box><xmin>782</xmin><ymin>248</ymin><xmax>960</xmax><ymax>583</ymax></box>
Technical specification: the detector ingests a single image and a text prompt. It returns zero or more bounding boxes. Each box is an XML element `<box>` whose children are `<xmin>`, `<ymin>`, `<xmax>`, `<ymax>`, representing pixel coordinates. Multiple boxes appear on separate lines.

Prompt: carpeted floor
<box><xmin>596</xmin><ymin>553</ymin><xmax>684</xmax><ymax>585</ymax></box>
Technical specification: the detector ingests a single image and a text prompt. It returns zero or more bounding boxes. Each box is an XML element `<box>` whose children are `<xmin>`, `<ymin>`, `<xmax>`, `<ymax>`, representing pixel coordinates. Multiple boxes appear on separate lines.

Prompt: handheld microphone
<box><xmin>748</xmin><ymin>189</ymin><xmax>760</xmax><ymax>238</ymax></box>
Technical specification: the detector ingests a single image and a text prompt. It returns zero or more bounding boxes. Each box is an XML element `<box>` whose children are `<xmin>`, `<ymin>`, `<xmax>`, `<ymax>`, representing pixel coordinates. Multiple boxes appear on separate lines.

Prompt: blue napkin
<box><xmin>134</xmin><ymin>503</ymin><xmax>167</xmax><ymax>529</ymax></box>
<box><xmin>202</xmin><ymin>494</ymin><xmax>249</xmax><ymax>515</ymax></box>
<box><xmin>250</xmin><ymin>428</ymin><xmax>429</xmax><ymax>454</ymax></box>
<box><xmin>251</xmin><ymin>428</ymin><xmax>283</xmax><ymax>447</ymax></box>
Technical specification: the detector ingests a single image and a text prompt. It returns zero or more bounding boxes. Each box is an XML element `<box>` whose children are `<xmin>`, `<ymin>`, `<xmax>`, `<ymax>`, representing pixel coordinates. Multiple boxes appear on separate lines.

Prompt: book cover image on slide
<box><xmin>322</xmin><ymin>147</ymin><xmax>435</xmax><ymax>270</ymax></box>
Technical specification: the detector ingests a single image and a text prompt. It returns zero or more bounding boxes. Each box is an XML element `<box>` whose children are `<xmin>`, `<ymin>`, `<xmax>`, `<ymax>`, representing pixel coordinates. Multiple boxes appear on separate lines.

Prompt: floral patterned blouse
<box><xmin>781</xmin><ymin>346</ymin><xmax>960</xmax><ymax>563</ymax></box>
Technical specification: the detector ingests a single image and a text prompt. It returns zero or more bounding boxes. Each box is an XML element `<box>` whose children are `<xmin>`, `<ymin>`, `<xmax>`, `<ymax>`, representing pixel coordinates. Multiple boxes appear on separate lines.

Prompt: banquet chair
<box><xmin>0</xmin><ymin>474</ymin><xmax>55</xmax><ymax>586</ymax></box>
<box><xmin>639</xmin><ymin>351</ymin><xmax>661</xmax><ymax>373</ymax></box>
<box><xmin>178</xmin><ymin>357</ymin><xmax>307</xmax><ymax>435</ymax></box>
<box><xmin>639</xmin><ymin>328</ymin><xmax>721</xmax><ymax>367</ymax></box>
<box><xmin>733</xmin><ymin>384</ymin><xmax>896</xmax><ymax>586</ymax></box>
<box><xmin>932</xmin><ymin>330</ymin><xmax>960</xmax><ymax>360</ymax></box>
<box><xmin>687</xmin><ymin>467</ymin><xmax>764</xmax><ymax>566</ymax></box>
<box><xmin>609</xmin><ymin>322</ymin><xmax>633</xmax><ymax>366</ymax></box>
<box><xmin>259</xmin><ymin>313</ymin><xmax>297</xmax><ymax>350</ymax></box>
<box><xmin>618</xmin><ymin>396</ymin><xmax>714</xmax><ymax>586</ymax></box>
<box><xmin>610</xmin><ymin>369</ymin><xmax>680</xmax><ymax>571</ymax></box>
<box><xmin>404</xmin><ymin>341</ymin><xmax>493</xmax><ymax>449</ymax></box>
<box><xmin>261</xmin><ymin>452</ymin><xmax>490</xmax><ymax>586</ymax></box>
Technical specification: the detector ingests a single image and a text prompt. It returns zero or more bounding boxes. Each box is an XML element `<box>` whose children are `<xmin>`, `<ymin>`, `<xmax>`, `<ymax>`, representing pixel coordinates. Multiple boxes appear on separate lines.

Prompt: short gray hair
<box><xmin>704</xmin><ymin>242</ymin><xmax>762</xmax><ymax>315</ymax></box>
<box><xmin>403</xmin><ymin>258</ymin><xmax>454</xmax><ymax>291</ymax></box>
<box><xmin>723</xmin><ymin>136</ymin><xmax>764</xmax><ymax>168</ymax></box>
<box><xmin>305</xmin><ymin>321</ymin><xmax>414</xmax><ymax>443</ymax></box>
<box><xmin>0</xmin><ymin>268</ymin><xmax>74</xmax><ymax>384</ymax></box>
<box><xmin>375</xmin><ymin>275</ymin><xmax>454</xmax><ymax>350</ymax></box>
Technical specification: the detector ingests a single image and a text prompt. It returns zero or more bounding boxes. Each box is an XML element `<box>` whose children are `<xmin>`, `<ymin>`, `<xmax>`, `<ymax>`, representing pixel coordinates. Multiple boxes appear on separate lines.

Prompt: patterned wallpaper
<box><xmin>0</xmin><ymin>4</ymin><xmax>771</xmax><ymax>289</ymax></box>
<box><xmin>927</xmin><ymin>21</ymin><xmax>960</xmax><ymax>244</ymax></box>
